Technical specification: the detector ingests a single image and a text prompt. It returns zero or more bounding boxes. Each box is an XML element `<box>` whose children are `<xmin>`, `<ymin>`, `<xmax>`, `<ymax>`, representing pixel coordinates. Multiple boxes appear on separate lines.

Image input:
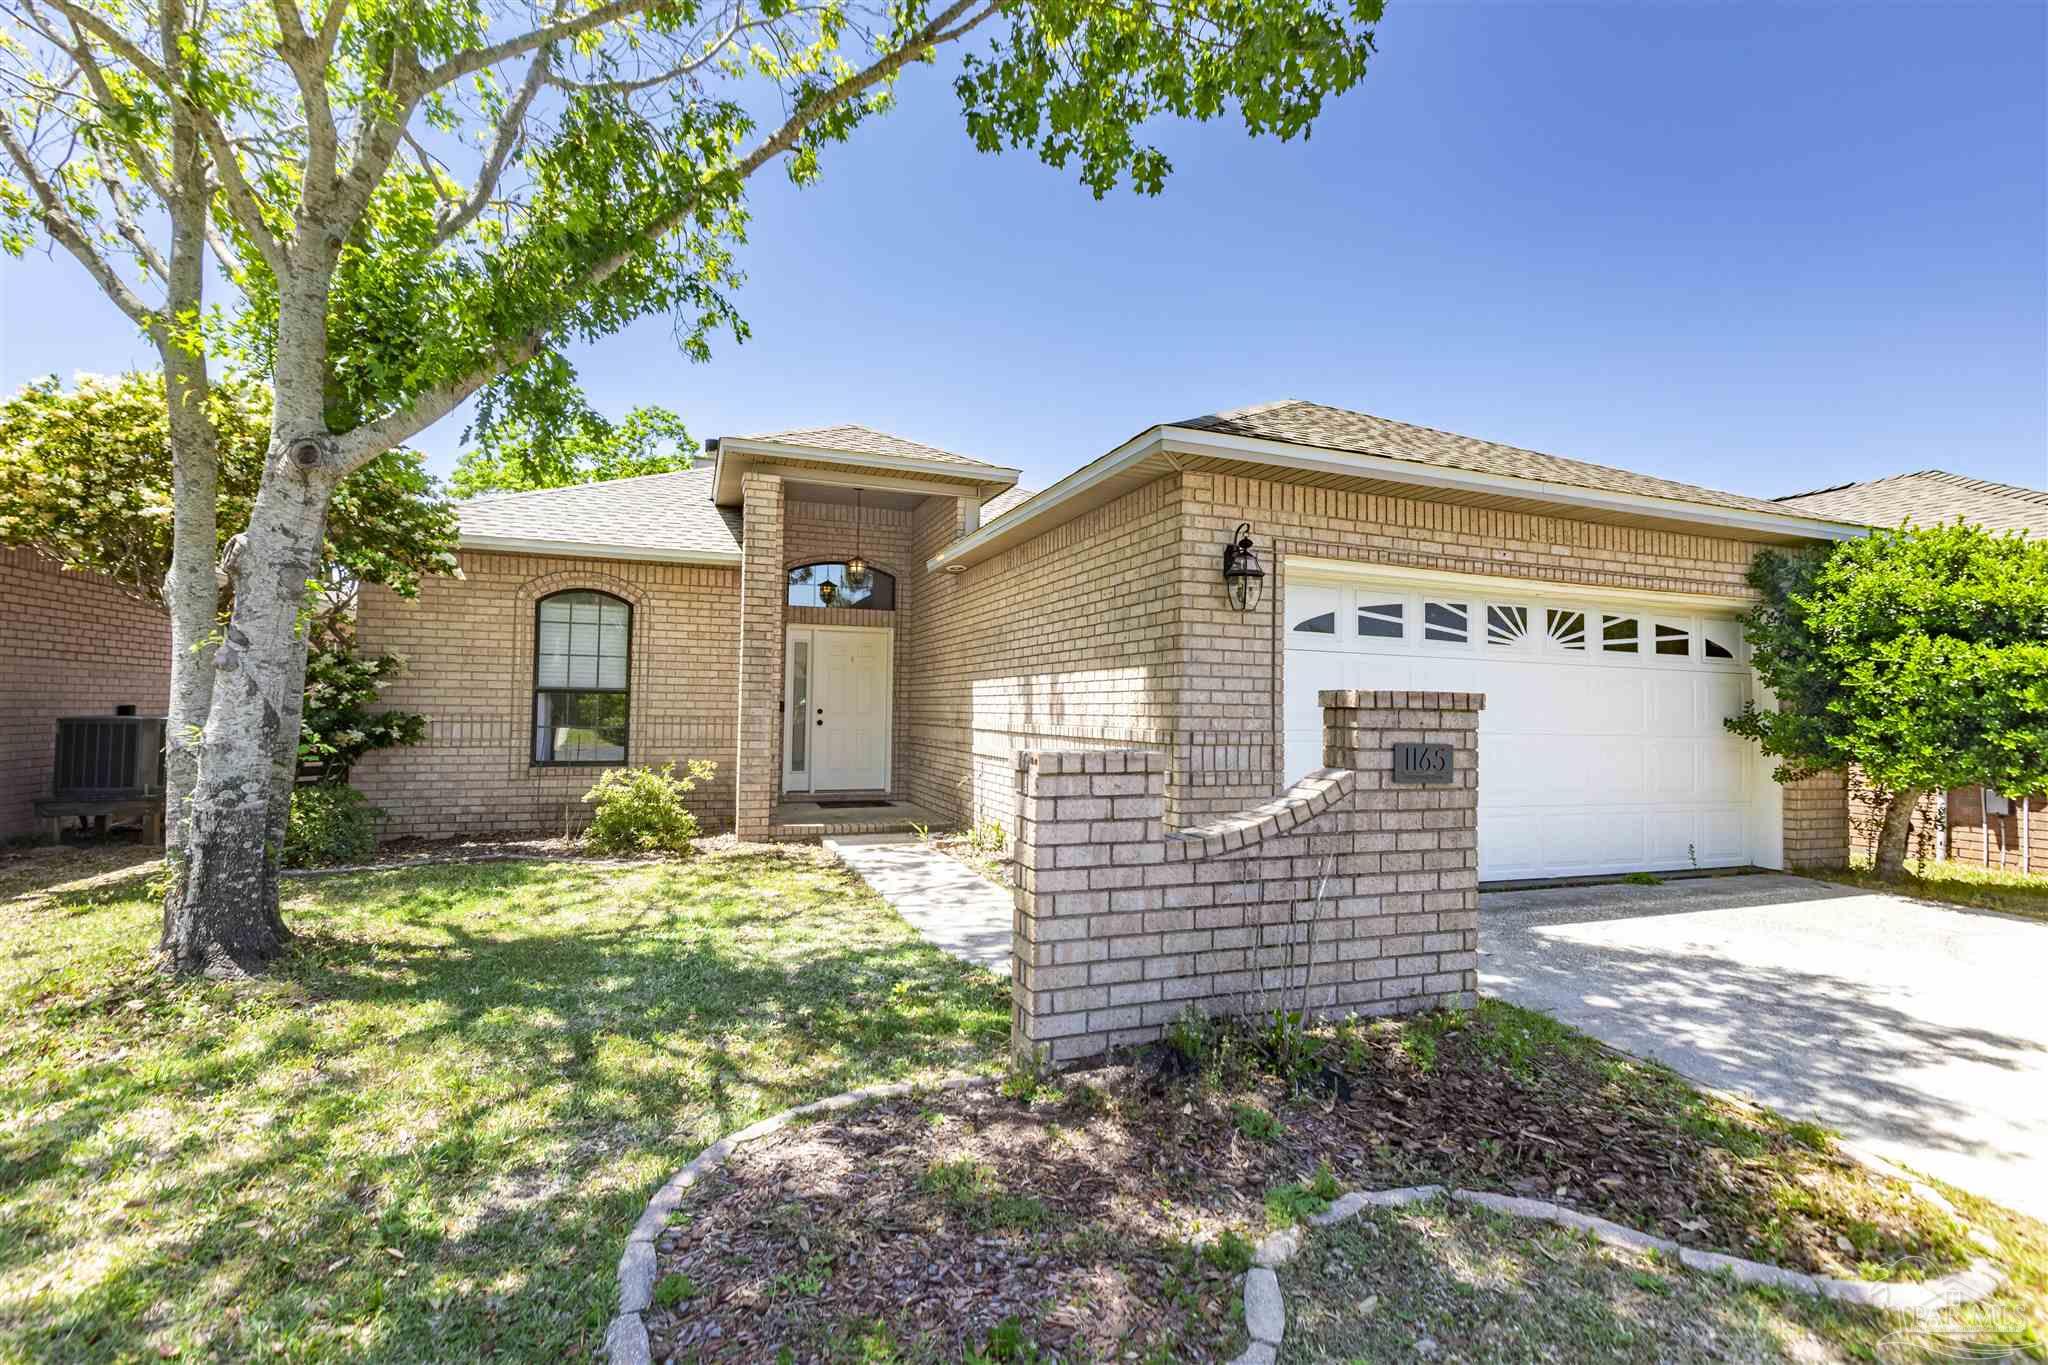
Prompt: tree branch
<box><xmin>330</xmin><ymin>0</ymin><xmax>998</xmax><ymax>473</ymax></box>
<box><xmin>0</xmin><ymin>114</ymin><xmax>160</xmax><ymax>330</ymax></box>
<box><xmin>431</xmin><ymin>49</ymin><xmax>548</xmax><ymax>246</ymax></box>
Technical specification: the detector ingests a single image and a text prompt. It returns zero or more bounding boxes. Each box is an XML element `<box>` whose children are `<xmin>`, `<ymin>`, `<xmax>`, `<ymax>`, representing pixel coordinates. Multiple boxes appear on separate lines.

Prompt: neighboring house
<box><xmin>354</xmin><ymin>402</ymin><xmax>1881</xmax><ymax>878</ymax></box>
<box><xmin>1774</xmin><ymin>470</ymin><xmax>2048</xmax><ymax>874</ymax></box>
<box><xmin>0</xmin><ymin>547</ymin><xmax>171</xmax><ymax>840</ymax></box>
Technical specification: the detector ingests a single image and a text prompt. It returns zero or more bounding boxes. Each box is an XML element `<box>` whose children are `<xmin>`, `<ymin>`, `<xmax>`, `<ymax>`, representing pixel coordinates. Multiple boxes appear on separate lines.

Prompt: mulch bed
<box><xmin>643</xmin><ymin>1008</ymin><xmax>1972</xmax><ymax>1362</ymax></box>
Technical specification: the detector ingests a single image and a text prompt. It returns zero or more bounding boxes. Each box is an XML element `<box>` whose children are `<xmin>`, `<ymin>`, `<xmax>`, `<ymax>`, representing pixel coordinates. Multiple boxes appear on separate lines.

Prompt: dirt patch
<box><xmin>649</xmin><ymin>1080</ymin><xmax>1253</xmax><ymax>1362</ymax></box>
<box><xmin>644</xmin><ymin>1005</ymin><xmax>1984</xmax><ymax>1360</ymax></box>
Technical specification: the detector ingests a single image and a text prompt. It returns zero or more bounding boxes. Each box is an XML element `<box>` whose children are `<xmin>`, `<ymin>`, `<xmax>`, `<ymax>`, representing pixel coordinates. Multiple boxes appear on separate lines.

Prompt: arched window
<box><xmin>533</xmin><ymin>590</ymin><xmax>630</xmax><ymax>764</ymax></box>
<box><xmin>787</xmin><ymin>561</ymin><xmax>896</xmax><ymax>610</ymax></box>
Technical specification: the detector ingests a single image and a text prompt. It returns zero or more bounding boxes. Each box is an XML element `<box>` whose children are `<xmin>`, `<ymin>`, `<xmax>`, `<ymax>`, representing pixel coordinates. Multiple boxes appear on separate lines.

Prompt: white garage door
<box><xmin>1284</xmin><ymin>574</ymin><xmax>1757</xmax><ymax>882</ymax></box>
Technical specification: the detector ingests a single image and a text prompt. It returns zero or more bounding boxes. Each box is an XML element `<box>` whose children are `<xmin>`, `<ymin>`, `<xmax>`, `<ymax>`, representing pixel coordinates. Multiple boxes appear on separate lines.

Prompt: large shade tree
<box><xmin>1729</xmin><ymin>522</ymin><xmax>2048</xmax><ymax>875</ymax></box>
<box><xmin>1</xmin><ymin>0</ymin><xmax>1385</xmax><ymax>973</ymax></box>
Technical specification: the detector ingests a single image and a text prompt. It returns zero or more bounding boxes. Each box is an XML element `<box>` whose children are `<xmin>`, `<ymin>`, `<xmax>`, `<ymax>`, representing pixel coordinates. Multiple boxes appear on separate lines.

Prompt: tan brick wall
<box><xmin>354</xmin><ymin>549</ymin><xmax>740</xmax><ymax>839</ymax></box>
<box><xmin>903</xmin><ymin>478</ymin><xmax>1187</xmax><ymax>836</ymax></box>
<box><xmin>1779</xmin><ymin>769</ymin><xmax>1849</xmax><ymax>870</ymax></box>
<box><xmin>1946</xmin><ymin>788</ymin><xmax>2046</xmax><ymax>872</ymax></box>
<box><xmin>0</xmin><ymin>548</ymin><xmax>171</xmax><ymax>839</ymax></box>
<box><xmin>1011</xmin><ymin>690</ymin><xmax>1482</xmax><ymax>1064</ymax></box>
<box><xmin>906</xmin><ymin>467</ymin><xmax>1849</xmax><ymax>870</ymax></box>
<box><xmin>734</xmin><ymin>474</ymin><xmax>785</xmax><ymax>837</ymax></box>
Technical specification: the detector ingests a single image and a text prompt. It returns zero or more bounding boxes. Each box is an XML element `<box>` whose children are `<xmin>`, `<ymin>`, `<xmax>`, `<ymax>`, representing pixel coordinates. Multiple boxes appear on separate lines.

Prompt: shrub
<box><xmin>283</xmin><ymin>784</ymin><xmax>380</xmax><ymax>868</ymax></box>
<box><xmin>581</xmin><ymin>761</ymin><xmax>715</xmax><ymax>856</ymax></box>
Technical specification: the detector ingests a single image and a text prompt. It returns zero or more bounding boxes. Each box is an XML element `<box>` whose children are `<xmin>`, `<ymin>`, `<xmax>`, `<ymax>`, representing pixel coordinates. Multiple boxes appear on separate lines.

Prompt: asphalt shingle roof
<box><xmin>1773</xmin><ymin>470</ymin><xmax>2048</xmax><ymax>536</ymax></box>
<box><xmin>457</xmin><ymin>464</ymin><xmax>741</xmax><ymax>560</ymax></box>
<box><xmin>979</xmin><ymin>485</ymin><xmax>1038</xmax><ymax>523</ymax></box>
<box><xmin>1173</xmin><ymin>400</ymin><xmax>1808</xmax><ymax>519</ymax></box>
<box><xmin>731</xmin><ymin>423</ymin><xmax>1006</xmax><ymax>471</ymax></box>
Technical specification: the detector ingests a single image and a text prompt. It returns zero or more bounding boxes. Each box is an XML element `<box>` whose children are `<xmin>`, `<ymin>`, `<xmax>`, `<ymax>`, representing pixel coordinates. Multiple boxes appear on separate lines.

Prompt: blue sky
<box><xmin>2</xmin><ymin>1</ymin><xmax>2043</xmax><ymax>500</ymax></box>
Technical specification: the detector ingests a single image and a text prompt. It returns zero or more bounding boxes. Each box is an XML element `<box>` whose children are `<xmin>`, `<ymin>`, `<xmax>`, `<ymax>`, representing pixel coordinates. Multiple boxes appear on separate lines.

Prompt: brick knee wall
<box><xmin>1011</xmin><ymin>690</ymin><xmax>1484</xmax><ymax>1064</ymax></box>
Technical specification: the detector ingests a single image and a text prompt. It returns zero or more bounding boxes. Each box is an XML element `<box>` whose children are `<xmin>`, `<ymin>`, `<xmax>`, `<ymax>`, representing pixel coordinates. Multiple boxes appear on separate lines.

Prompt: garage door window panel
<box><xmin>1653</xmin><ymin>621</ymin><xmax>1693</xmax><ymax>657</ymax></box>
<box><xmin>1485</xmin><ymin>604</ymin><xmax>1533</xmax><ymax>648</ymax></box>
<box><xmin>1423</xmin><ymin>601</ymin><xmax>1470</xmax><ymax>645</ymax></box>
<box><xmin>1702</xmin><ymin>619</ymin><xmax>1739</xmax><ymax>663</ymax></box>
<box><xmin>1546</xmin><ymin>608</ymin><xmax>1587</xmax><ymax>652</ymax></box>
<box><xmin>1356</xmin><ymin>600</ymin><xmax>1405</xmax><ymax>640</ymax></box>
<box><xmin>1601</xmin><ymin>614</ymin><xmax>1640</xmax><ymax>654</ymax></box>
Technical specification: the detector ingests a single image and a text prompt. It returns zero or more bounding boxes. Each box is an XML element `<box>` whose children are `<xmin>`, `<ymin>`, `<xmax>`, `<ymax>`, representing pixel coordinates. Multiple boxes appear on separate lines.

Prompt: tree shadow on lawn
<box><xmin>0</xmin><ymin>853</ymin><xmax>1010</xmax><ymax>1363</ymax></box>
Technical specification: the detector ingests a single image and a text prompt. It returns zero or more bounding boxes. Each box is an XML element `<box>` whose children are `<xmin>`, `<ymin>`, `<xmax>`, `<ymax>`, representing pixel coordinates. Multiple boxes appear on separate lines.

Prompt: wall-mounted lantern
<box><xmin>1222</xmin><ymin>522</ymin><xmax>1265</xmax><ymax>613</ymax></box>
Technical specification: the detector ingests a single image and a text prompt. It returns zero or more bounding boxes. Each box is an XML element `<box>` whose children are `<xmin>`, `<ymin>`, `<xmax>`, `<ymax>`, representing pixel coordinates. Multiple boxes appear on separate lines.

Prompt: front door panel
<box><xmin>787</xmin><ymin>627</ymin><xmax>891</xmax><ymax>793</ymax></box>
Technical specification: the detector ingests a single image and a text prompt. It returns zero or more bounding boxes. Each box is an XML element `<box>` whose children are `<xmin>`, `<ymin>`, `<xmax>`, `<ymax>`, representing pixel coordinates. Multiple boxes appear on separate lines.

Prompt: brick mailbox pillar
<box><xmin>1011</xmin><ymin>690</ymin><xmax>1483</xmax><ymax>1064</ymax></box>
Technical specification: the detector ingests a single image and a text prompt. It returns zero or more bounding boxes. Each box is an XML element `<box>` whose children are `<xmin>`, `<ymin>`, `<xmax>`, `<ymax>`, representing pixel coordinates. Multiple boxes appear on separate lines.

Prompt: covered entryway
<box><xmin>783</xmin><ymin>625</ymin><xmax>893</xmax><ymax>793</ymax></box>
<box><xmin>1284</xmin><ymin>566</ymin><xmax>1766</xmax><ymax>881</ymax></box>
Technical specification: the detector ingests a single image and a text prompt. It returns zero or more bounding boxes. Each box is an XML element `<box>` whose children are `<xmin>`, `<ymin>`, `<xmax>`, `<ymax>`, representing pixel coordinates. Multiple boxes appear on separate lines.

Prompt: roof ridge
<box><xmin>1778</xmin><ymin>468</ymin><xmax>2048</xmax><ymax>507</ymax></box>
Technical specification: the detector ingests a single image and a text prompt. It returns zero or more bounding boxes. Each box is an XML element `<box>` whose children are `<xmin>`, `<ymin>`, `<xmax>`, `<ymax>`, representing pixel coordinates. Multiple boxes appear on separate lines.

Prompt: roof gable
<box><xmin>721</xmin><ymin>422</ymin><xmax>1006</xmax><ymax>471</ymax></box>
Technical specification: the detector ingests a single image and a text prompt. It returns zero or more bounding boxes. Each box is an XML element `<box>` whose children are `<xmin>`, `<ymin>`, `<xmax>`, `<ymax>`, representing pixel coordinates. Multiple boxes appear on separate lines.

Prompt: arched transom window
<box><xmin>787</xmin><ymin>561</ymin><xmax>896</xmax><ymax>610</ymax></box>
<box><xmin>533</xmin><ymin>590</ymin><xmax>630</xmax><ymax>764</ymax></box>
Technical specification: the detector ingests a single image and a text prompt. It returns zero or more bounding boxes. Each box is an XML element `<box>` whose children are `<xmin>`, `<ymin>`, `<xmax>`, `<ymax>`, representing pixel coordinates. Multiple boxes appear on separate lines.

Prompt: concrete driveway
<box><xmin>1480</xmin><ymin>873</ymin><xmax>2048</xmax><ymax>1220</ymax></box>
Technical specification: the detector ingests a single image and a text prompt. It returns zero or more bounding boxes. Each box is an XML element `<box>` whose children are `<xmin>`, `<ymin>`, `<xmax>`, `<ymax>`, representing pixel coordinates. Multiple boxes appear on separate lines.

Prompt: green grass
<box><xmin>0</xmin><ymin>847</ymin><xmax>1009</xmax><ymax>1362</ymax></box>
<box><xmin>1819</xmin><ymin>857</ymin><xmax>2048</xmax><ymax>924</ymax></box>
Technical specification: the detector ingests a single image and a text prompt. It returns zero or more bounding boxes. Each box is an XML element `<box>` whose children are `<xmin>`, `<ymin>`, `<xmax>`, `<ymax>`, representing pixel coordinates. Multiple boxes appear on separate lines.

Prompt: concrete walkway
<box><xmin>1481</xmin><ymin>873</ymin><xmax>2048</xmax><ymax>1220</ymax></box>
<box><xmin>824</xmin><ymin>835</ymin><xmax>1013</xmax><ymax>978</ymax></box>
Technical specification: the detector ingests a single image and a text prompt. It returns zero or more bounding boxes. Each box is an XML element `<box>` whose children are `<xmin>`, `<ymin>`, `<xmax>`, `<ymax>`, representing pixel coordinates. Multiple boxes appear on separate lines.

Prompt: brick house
<box><xmin>356</xmin><ymin>400</ymin><xmax>1879</xmax><ymax>877</ymax></box>
<box><xmin>0</xmin><ymin>547</ymin><xmax>171</xmax><ymax>840</ymax></box>
<box><xmin>1774</xmin><ymin>470</ymin><xmax>2048</xmax><ymax>875</ymax></box>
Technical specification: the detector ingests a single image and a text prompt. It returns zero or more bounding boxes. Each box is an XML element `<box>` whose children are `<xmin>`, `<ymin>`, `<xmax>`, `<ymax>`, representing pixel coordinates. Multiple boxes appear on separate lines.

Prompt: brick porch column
<box><xmin>735</xmin><ymin>473</ymin><xmax>784</xmax><ymax>838</ymax></box>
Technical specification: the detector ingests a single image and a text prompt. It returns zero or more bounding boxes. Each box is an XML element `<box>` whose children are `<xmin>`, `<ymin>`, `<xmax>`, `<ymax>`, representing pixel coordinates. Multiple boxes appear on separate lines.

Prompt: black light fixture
<box><xmin>1222</xmin><ymin>522</ymin><xmax>1265</xmax><ymax>613</ymax></box>
<box><xmin>818</xmin><ymin>579</ymin><xmax>839</xmax><ymax>607</ymax></box>
<box><xmin>843</xmin><ymin>489</ymin><xmax>870</xmax><ymax>591</ymax></box>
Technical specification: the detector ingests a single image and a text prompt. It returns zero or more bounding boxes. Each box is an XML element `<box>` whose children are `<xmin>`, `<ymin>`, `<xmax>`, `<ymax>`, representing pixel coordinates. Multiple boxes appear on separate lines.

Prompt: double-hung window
<box><xmin>533</xmin><ymin>590</ymin><xmax>630</xmax><ymax>764</ymax></box>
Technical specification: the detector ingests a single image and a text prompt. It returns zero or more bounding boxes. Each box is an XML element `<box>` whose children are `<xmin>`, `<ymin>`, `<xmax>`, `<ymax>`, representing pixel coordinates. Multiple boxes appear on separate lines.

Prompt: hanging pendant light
<box><xmin>844</xmin><ymin>488</ymin><xmax>870</xmax><ymax>591</ymax></box>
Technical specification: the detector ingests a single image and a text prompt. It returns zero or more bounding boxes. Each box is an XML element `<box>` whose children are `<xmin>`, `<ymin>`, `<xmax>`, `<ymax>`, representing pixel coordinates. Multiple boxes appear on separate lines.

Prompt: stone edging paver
<box><xmin>1224</xmin><ymin>1185</ymin><xmax>2007</xmax><ymax>1365</ymax></box>
<box><xmin>603</xmin><ymin>1074</ymin><xmax>997</xmax><ymax>1365</ymax></box>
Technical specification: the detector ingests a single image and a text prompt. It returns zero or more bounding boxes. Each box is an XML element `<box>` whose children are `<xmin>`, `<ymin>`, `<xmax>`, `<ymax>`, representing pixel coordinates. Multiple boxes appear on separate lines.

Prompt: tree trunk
<box><xmin>155</xmin><ymin>29</ymin><xmax>221</xmax><ymax>942</ymax></box>
<box><xmin>163</xmin><ymin>444</ymin><xmax>333</xmax><ymax>974</ymax></box>
<box><xmin>1874</xmin><ymin>788</ymin><xmax>1924</xmax><ymax>878</ymax></box>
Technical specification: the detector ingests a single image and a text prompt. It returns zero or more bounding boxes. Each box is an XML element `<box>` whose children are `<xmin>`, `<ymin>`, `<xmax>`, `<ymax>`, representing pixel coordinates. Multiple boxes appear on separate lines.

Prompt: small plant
<box><xmin>910</xmin><ymin>821</ymin><xmax>931</xmax><ymax>843</ymax></box>
<box><xmin>969</xmin><ymin>818</ymin><xmax>1006</xmax><ymax>856</ymax></box>
<box><xmin>1202</xmin><ymin>1228</ymin><xmax>1255</xmax><ymax>1273</ymax></box>
<box><xmin>283</xmin><ymin>784</ymin><xmax>380</xmax><ymax>867</ymax></box>
<box><xmin>651</xmin><ymin>1272</ymin><xmax>697</xmax><ymax>1308</ymax></box>
<box><xmin>1621</xmin><ymin>871</ymin><xmax>1663</xmax><ymax>886</ymax></box>
<box><xmin>1265</xmin><ymin>1162</ymin><xmax>1341</xmax><ymax>1226</ymax></box>
<box><xmin>967</xmin><ymin>1316</ymin><xmax>1045</xmax><ymax>1364</ymax></box>
<box><xmin>1002</xmin><ymin>1045</ymin><xmax>1058</xmax><ymax>1103</ymax></box>
<box><xmin>1165</xmin><ymin>1005</ymin><xmax>1218</xmax><ymax>1070</ymax></box>
<box><xmin>1230</xmin><ymin>1102</ymin><xmax>1282</xmax><ymax>1143</ymax></box>
<box><xmin>581</xmin><ymin>760</ymin><xmax>715</xmax><ymax>856</ymax></box>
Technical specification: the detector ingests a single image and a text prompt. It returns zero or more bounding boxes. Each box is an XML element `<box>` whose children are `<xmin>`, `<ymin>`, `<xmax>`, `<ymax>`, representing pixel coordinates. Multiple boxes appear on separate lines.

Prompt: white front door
<box><xmin>783</xmin><ymin>626</ymin><xmax>892</xmax><ymax>793</ymax></box>
<box><xmin>1284</xmin><ymin>574</ymin><xmax>1757</xmax><ymax>882</ymax></box>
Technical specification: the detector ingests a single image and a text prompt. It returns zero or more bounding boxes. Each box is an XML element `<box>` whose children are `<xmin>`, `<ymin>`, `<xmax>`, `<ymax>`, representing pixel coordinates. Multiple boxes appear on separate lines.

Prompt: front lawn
<box><xmin>1820</xmin><ymin>857</ymin><xmax>2048</xmax><ymax>924</ymax></box>
<box><xmin>0</xmin><ymin>847</ymin><xmax>1009</xmax><ymax>1362</ymax></box>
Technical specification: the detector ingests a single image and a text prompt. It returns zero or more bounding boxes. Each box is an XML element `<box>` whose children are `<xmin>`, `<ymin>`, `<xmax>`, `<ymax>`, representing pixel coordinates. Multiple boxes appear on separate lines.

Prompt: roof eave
<box><xmin>927</xmin><ymin>425</ymin><xmax>1867</xmax><ymax>572</ymax></box>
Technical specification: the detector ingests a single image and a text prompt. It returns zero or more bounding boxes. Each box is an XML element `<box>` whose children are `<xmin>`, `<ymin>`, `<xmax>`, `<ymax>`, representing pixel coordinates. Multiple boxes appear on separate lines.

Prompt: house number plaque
<box><xmin>1390</xmin><ymin>743</ymin><xmax>1454</xmax><ymax>784</ymax></box>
